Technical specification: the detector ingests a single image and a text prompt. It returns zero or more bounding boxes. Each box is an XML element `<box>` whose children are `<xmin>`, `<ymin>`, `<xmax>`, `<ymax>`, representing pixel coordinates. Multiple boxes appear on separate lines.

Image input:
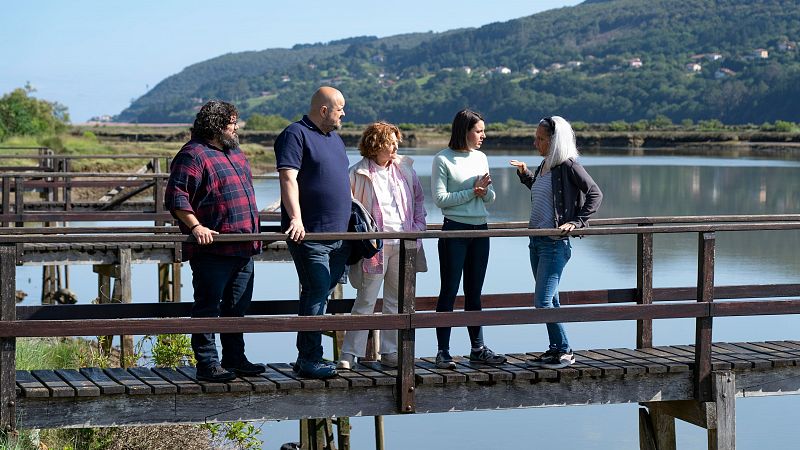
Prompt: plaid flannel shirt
<box><xmin>165</xmin><ymin>139</ymin><xmax>261</xmax><ymax>260</ymax></box>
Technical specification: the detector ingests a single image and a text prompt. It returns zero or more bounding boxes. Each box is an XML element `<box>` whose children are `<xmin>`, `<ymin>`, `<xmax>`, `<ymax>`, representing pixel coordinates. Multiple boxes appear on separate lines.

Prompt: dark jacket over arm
<box><xmin>517</xmin><ymin>158</ymin><xmax>602</xmax><ymax>228</ymax></box>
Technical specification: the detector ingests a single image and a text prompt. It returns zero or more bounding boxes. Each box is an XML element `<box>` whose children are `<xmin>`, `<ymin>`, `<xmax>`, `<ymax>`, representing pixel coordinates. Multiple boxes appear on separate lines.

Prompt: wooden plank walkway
<box><xmin>15</xmin><ymin>341</ymin><xmax>800</xmax><ymax>429</ymax></box>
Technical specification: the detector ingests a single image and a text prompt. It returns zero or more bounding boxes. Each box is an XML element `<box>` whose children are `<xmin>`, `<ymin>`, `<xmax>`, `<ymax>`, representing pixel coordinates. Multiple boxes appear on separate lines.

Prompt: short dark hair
<box><xmin>448</xmin><ymin>109</ymin><xmax>484</xmax><ymax>150</ymax></box>
<box><xmin>190</xmin><ymin>100</ymin><xmax>238</xmax><ymax>142</ymax></box>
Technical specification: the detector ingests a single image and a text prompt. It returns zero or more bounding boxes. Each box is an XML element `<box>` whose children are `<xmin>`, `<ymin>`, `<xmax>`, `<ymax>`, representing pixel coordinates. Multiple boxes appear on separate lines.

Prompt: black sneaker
<box><xmin>196</xmin><ymin>364</ymin><xmax>236</xmax><ymax>382</ymax></box>
<box><xmin>527</xmin><ymin>349</ymin><xmax>559</xmax><ymax>367</ymax></box>
<box><xmin>435</xmin><ymin>350</ymin><xmax>456</xmax><ymax>369</ymax></box>
<box><xmin>469</xmin><ymin>346</ymin><xmax>507</xmax><ymax>365</ymax></box>
<box><xmin>223</xmin><ymin>360</ymin><xmax>266</xmax><ymax>377</ymax></box>
<box><xmin>293</xmin><ymin>359</ymin><xmax>337</xmax><ymax>379</ymax></box>
<box><xmin>539</xmin><ymin>350</ymin><xmax>576</xmax><ymax>369</ymax></box>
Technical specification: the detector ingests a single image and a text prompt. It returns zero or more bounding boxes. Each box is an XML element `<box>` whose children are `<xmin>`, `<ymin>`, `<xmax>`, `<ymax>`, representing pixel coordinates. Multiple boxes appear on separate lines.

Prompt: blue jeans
<box><xmin>288</xmin><ymin>239</ymin><xmax>349</xmax><ymax>362</ymax></box>
<box><xmin>436</xmin><ymin>218</ymin><xmax>489</xmax><ymax>351</ymax></box>
<box><xmin>189</xmin><ymin>253</ymin><xmax>254</xmax><ymax>369</ymax></box>
<box><xmin>529</xmin><ymin>236</ymin><xmax>571</xmax><ymax>352</ymax></box>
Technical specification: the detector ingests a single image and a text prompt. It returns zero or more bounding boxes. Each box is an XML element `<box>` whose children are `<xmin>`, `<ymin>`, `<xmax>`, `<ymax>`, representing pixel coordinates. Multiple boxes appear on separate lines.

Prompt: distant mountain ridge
<box><xmin>118</xmin><ymin>0</ymin><xmax>800</xmax><ymax>124</ymax></box>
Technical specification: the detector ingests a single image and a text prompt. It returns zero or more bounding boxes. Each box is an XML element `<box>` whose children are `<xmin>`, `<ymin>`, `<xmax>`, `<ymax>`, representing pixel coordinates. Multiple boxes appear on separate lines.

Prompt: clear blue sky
<box><xmin>1</xmin><ymin>0</ymin><xmax>581</xmax><ymax>122</ymax></box>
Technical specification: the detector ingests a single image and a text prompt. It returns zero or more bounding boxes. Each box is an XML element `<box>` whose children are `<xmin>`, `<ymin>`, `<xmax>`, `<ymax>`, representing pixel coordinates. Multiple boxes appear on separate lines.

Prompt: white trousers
<box><xmin>341</xmin><ymin>243</ymin><xmax>400</xmax><ymax>357</ymax></box>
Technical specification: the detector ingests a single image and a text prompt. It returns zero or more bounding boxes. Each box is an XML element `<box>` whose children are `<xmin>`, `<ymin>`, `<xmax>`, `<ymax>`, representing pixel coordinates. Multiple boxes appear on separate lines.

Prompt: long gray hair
<box><xmin>542</xmin><ymin>116</ymin><xmax>579</xmax><ymax>172</ymax></box>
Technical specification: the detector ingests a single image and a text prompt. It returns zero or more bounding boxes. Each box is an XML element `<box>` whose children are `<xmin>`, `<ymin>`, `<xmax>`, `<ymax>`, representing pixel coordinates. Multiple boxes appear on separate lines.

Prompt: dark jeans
<box><xmin>189</xmin><ymin>253</ymin><xmax>254</xmax><ymax>369</ymax></box>
<box><xmin>288</xmin><ymin>239</ymin><xmax>350</xmax><ymax>362</ymax></box>
<box><xmin>436</xmin><ymin>218</ymin><xmax>489</xmax><ymax>351</ymax></box>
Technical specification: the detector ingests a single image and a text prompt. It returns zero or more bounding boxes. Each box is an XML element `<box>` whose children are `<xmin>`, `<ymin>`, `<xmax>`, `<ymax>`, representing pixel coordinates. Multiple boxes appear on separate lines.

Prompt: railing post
<box><xmin>153</xmin><ymin>160</ymin><xmax>165</xmax><ymax>217</ymax></box>
<box><xmin>63</xmin><ymin>159</ymin><xmax>72</xmax><ymax>211</ymax></box>
<box><xmin>397</xmin><ymin>239</ymin><xmax>417</xmax><ymax>413</ymax></box>
<box><xmin>1</xmin><ymin>177</ymin><xmax>9</xmax><ymax>227</ymax></box>
<box><xmin>117</xmin><ymin>248</ymin><xmax>134</xmax><ymax>366</ymax></box>
<box><xmin>13</xmin><ymin>177</ymin><xmax>23</xmax><ymax>227</ymax></box>
<box><xmin>636</xmin><ymin>224</ymin><xmax>654</xmax><ymax>348</ymax></box>
<box><xmin>694</xmin><ymin>232</ymin><xmax>715</xmax><ymax>401</ymax></box>
<box><xmin>0</xmin><ymin>245</ymin><xmax>18</xmax><ymax>432</ymax></box>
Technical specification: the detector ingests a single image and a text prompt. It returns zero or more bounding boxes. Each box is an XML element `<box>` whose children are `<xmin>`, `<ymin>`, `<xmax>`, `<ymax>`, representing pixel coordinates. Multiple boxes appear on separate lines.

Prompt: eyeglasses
<box><xmin>539</xmin><ymin>117</ymin><xmax>555</xmax><ymax>132</ymax></box>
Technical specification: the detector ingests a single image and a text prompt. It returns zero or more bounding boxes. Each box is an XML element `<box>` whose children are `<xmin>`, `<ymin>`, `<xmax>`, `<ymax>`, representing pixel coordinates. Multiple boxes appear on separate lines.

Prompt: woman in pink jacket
<box><xmin>338</xmin><ymin>122</ymin><xmax>428</xmax><ymax>369</ymax></box>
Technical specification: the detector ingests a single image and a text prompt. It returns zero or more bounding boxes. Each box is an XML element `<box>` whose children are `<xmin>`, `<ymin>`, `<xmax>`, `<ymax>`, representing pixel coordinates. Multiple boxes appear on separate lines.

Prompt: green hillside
<box><xmin>117</xmin><ymin>0</ymin><xmax>800</xmax><ymax>124</ymax></box>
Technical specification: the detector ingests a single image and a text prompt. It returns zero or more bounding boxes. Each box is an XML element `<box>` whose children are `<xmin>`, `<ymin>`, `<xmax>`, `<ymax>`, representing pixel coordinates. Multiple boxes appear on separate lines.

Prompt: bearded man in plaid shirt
<box><xmin>165</xmin><ymin>100</ymin><xmax>264</xmax><ymax>382</ymax></box>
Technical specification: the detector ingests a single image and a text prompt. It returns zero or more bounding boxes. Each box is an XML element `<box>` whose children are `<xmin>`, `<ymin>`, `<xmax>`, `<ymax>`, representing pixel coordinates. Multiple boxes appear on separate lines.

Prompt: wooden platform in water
<box><xmin>15</xmin><ymin>341</ymin><xmax>800</xmax><ymax>429</ymax></box>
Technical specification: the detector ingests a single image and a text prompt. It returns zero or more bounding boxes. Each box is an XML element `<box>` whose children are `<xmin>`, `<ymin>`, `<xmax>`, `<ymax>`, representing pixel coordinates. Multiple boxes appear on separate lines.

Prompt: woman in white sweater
<box><xmin>431</xmin><ymin>109</ymin><xmax>506</xmax><ymax>369</ymax></box>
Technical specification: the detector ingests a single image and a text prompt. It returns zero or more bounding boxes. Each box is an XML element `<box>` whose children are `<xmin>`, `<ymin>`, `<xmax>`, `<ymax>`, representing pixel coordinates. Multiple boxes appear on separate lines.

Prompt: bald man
<box><xmin>274</xmin><ymin>87</ymin><xmax>350</xmax><ymax>379</ymax></box>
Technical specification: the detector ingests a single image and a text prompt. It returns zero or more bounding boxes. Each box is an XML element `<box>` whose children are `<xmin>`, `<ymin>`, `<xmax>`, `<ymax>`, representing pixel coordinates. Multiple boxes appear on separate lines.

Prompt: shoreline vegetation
<box><xmin>2</xmin><ymin>122</ymin><xmax>800</xmax><ymax>176</ymax></box>
<box><xmin>71</xmin><ymin>122</ymin><xmax>800</xmax><ymax>150</ymax></box>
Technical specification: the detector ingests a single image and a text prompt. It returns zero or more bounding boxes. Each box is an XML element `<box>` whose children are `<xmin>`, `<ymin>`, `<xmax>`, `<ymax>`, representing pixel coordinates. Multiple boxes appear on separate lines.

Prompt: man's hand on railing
<box><xmin>285</xmin><ymin>218</ymin><xmax>306</xmax><ymax>242</ymax></box>
<box><xmin>192</xmin><ymin>224</ymin><xmax>218</xmax><ymax>245</ymax></box>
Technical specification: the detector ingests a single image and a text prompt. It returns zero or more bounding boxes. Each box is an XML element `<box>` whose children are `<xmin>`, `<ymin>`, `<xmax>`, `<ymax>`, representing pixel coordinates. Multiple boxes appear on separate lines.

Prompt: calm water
<box><xmin>15</xmin><ymin>148</ymin><xmax>800</xmax><ymax>449</ymax></box>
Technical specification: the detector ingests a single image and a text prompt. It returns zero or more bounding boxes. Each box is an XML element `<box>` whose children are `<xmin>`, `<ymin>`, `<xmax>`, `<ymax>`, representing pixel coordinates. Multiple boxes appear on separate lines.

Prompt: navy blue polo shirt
<box><xmin>274</xmin><ymin>115</ymin><xmax>351</xmax><ymax>233</ymax></box>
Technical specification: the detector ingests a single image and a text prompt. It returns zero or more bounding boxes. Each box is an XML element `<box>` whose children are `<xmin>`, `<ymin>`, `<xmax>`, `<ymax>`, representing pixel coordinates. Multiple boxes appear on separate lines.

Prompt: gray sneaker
<box><xmin>469</xmin><ymin>346</ymin><xmax>507</xmax><ymax>365</ymax></box>
<box><xmin>435</xmin><ymin>350</ymin><xmax>456</xmax><ymax>369</ymax></box>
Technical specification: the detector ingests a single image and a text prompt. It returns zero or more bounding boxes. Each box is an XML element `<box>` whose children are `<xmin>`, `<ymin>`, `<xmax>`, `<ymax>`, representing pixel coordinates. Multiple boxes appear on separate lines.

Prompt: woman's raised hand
<box><xmin>509</xmin><ymin>160</ymin><xmax>528</xmax><ymax>174</ymax></box>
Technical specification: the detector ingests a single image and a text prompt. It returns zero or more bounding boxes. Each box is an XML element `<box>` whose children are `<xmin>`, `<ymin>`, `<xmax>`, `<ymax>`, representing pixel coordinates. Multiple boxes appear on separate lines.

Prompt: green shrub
<box><xmin>571</xmin><ymin>121</ymin><xmax>588</xmax><ymax>131</ymax></box>
<box><xmin>202</xmin><ymin>422</ymin><xmax>262</xmax><ymax>450</ymax></box>
<box><xmin>773</xmin><ymin>120</ymin><xmax>798</xmax><ymax>132</ymax></box>
<box><xmin>650</xmin><ymin>114</ymin><xmax>673</xmax><ymax>129</ymax></box>
<box><xmin>243</xmin><ymin>113</ymin><xmax>290</xmax><ymax>131</ymax></box>
<box><xmin>397</xmin><ymin>123</ymin><xmax>419</xmax><ymax>131</ymax></box>
<box><xmin>608</xmin><ymin>120</ymin><xmax>629</xmax><ymax>131</ymax></box>
<box><xmin>486</xmin><ymin>122</ymin><xmax>509</xmax><ymax>132</ymax></box>
<box><xmin>505</xmin><ymin>118</ymin><xmax>528</xmax><ymax>128</ymax></box>
<box><xmin>632</xmin><ymin>120</ymin><xmax>649</xmax><ymax>131</ymax></box>
<box><xmin>698</xmin><ymin>119</ymin><xmax>724</xmax><ymax>131</ymax></box>
<box><xmin>82</xmin><ymin>130</ymin><xmax>98</xmax><ymax>141</ymax></box>
<box><xmin>37</xmin><ymin>136</ymin><xmax>65</xmax><ymax>152</ymax></box>
<box><xmin>140</xmin><ymin>334</ymin><xmax>195</xmax><ymax>368</ymax></box>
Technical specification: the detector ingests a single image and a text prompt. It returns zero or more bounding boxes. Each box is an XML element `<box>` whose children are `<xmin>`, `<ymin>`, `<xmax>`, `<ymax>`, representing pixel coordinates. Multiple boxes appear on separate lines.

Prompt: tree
<box><xmin>0</xmin><ymin>88</ymin><xmax>70</xmax><ymax>140</ymax></box>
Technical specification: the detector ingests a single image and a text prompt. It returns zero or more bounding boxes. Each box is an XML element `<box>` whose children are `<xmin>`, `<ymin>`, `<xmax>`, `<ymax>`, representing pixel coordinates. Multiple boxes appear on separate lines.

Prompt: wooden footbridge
<box><xmin>1</xmin><ymin>214</ymin><xmax>800</xmax><ymax>449</ymax></box>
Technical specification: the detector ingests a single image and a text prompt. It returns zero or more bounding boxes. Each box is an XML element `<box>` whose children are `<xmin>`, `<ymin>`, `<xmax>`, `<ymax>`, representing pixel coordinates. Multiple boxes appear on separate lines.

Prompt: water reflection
<box><xmin>14</xmin><ymin>148</ymin><xmax>800</xmax><ymax>449</ymax></box>
<box><xmin>392</xmin><ymin>151</ymin><xmax>800</xmax><ymax>286</ymax></box>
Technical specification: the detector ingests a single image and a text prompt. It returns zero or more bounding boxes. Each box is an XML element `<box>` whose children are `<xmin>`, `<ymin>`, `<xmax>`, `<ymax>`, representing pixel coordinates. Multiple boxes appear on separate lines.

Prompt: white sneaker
<box><xmin>336</xmin><ymin>353</ymin><xmax>356</xmax><ymax>370</ymax></box>
<box><xmin>380</xmin><ymin>352</ymin><xmax>398</xmax><ymax>368</ymax></box>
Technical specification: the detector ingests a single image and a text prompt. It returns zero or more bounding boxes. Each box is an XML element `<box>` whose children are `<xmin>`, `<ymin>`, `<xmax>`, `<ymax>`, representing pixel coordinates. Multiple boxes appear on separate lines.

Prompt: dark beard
<box><xmin>220</xmin><ymin>133</ymin><xmax>239</xmax><ymax>151</ymax></box>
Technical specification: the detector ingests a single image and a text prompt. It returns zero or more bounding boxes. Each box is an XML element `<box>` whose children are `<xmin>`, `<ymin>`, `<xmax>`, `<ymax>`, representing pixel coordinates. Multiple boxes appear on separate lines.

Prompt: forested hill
<box><xmin>117</xmin><ymin>0</ymin><xmax>800</xmax><ymax>124</ymax></box>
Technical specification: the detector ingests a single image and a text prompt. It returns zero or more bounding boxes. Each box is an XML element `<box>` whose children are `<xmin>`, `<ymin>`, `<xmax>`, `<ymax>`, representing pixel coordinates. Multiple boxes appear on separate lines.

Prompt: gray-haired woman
<box><xmin>510</xmin><ymin>116</ymin><xmax>602</xmax><ymax>369</ymax></box>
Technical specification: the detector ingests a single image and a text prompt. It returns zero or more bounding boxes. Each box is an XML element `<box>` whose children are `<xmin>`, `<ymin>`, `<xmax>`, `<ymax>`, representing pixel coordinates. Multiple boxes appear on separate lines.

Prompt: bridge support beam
<box><xmin>92</xmin><ymin>248</ymin><xmax>134</xmax><ymax>366</ymax></box>
<box><xmin>640</xmin><ymin>371</ymin><xmax>735</xmax><ymax>450</ymax></box>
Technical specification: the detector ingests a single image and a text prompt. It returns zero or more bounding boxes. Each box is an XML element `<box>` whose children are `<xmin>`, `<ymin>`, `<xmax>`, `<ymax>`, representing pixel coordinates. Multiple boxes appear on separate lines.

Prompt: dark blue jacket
<box><xmin>517</xmin><ymin>158</ymin><xmax>603</xmax><ymax>228</ymax></box>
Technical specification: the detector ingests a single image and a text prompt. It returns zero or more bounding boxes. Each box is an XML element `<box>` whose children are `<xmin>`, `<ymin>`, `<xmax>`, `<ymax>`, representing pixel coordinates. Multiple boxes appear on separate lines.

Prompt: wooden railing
<box><xmin>0</xmin><ymin>171</ymin><xmax>280</xmax><ymax>225</ymax></box>
<box><xmin>1</xmin><ymin>216</ymin><xmax>800</xmax><ymax>431</ymax></box>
